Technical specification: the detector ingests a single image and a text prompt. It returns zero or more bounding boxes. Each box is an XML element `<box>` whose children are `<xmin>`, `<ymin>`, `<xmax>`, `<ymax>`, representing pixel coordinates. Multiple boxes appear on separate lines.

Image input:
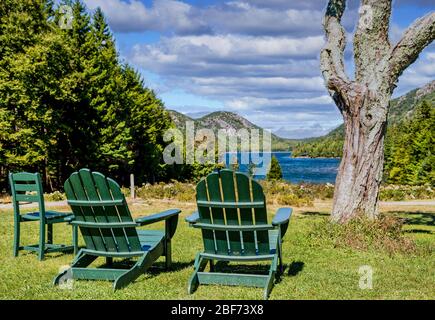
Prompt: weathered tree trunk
<box><xmin>320</xmin><ymin>0</ymin><xmax>434</xmax><ymax>222</ymax></box>
<box><xmin>332</xmin><ymin>90</ymin><xmax>389</xmax><ymax>222</ymax></box>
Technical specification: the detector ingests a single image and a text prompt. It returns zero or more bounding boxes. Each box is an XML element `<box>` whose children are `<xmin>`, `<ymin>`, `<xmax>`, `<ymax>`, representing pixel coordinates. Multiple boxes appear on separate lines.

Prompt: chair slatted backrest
<box><xmin>9</xmin><ymin>172</ymin><xmax>45</xmax><ymax>217</ymax></box>
<box><xmin>64</xmin><ymin>169</ymin><xmax>141</xmax><ymax>253</ymax></box>
<box><xmin>196</xmin><ymin>169</ymin><xmax>271</xmax><ymax>256</ymax></box>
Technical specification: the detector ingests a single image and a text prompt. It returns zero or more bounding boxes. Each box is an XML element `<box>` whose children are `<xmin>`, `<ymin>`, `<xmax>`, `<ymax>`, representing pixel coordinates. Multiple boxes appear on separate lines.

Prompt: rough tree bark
<box><xmin>320</xmin><ymin>0</ymin><xmax>435</xmax><ymax>223</ymax></box>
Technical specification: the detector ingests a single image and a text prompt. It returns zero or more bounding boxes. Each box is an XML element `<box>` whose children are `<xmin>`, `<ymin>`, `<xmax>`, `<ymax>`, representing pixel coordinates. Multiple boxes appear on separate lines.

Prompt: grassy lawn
<box><xmin>0</xmin><ymin>200</ymin><xmax>433</xmax><ymax>300</ymax></box>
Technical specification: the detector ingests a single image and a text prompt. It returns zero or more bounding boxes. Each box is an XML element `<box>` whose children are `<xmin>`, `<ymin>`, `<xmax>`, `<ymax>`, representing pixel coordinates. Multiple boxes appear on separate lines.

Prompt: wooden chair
<box><xmin>9</xmin><ymin>172</ymin><xmax>78</xmax><ymax>261</ymax></box>
<box><xmin>53</xmin><ymin>169</ymin><xmax>181</xmax><ymax>290</ymax></box>
<box><xmin>186</xmin><ymin>169</ymin><xmax>292</xmax><ymax>299</ymax></box>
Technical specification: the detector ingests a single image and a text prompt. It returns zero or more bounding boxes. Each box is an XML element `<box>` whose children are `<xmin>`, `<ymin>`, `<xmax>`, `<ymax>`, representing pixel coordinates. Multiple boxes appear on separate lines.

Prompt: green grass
<box><xmin>0</xmin><ymin>201</ymin><xmax>433</xmax><ymax>300</ymax></box>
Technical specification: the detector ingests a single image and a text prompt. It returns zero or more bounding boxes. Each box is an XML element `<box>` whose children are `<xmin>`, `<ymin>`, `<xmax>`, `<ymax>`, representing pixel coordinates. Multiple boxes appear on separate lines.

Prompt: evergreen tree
<box><xmin>385</xmin><ymin>100</ymin><xmax>434</xmax><ymax>186</ymax></box>
<box><xmin>0</xmin><ymin>0</ymin><xmax>53</xmax><ymax>190</ymax></box>
<box><xmin>267</xmin><ymin>156</ymin><xmax>282</xmax><ymax>181</ymax></box>
<box><xmin>0</xmin><ymin>0</ymin><xmax>174</xmax><ymax>190</ymax></box>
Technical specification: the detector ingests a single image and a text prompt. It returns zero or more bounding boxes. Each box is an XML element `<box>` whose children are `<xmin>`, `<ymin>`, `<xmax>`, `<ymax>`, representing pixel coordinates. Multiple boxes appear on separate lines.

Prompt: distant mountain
<box><xmin>292</xmin><ymin>80</ymin><xmax>435</xmax><ymax>158</ymax></box>
<box><xmin>168</xmin><ymin>110</ymin><xmax>297</xmax><ymax>150</ymax></box>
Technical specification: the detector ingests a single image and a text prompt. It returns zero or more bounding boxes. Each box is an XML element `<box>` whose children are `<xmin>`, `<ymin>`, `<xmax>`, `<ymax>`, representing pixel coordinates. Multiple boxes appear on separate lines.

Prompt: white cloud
<box><xmin>225</xmin><ymin>95</ymin><xmax>333</xmax><ymax>110</ymax></box>
<box><xmin>132</xmin><ymin>34</ymin><xmax>324</xmax><ymax>63</ymax></box>
<box><xmin>89</xmin><ymin>0</ymin><xmax>434</xmax><ymax>139</ymax></box>
<box><xmin>85</xmin><ymin>0</ymin><xmax>209</xmax><ymax>34</ymax></box>
<box><xmin>394</xmin><ymin>47</ymin><xmax>435</xmax><ymax>96</ymax></box>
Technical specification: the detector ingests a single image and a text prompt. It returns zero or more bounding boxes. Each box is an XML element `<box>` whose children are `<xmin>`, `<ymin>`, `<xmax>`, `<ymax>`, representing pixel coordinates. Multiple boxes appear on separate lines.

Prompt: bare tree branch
<box><xmin>389</xmin><ymin>12</ymin><xmax>435</xmax><ymax>84</ymax></box>
<box><xmin>320</xmin><ymin>0</ymin><xmax>350</xmax><ymax>97</ymax></box>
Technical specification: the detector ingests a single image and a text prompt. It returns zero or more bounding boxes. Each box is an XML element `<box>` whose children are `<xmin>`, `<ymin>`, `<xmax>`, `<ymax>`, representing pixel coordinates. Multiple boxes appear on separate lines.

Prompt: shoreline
<box><xmin>291</xmin><ymin>156</ymin><xmax>341</xmax><ymax>159</ymax></box>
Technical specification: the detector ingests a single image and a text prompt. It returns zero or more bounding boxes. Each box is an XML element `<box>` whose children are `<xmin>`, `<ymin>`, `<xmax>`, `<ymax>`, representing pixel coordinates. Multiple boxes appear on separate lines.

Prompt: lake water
<box><xmin>224</xmin><ymin>152</ymin><xmax>340</xmax><ymax>184</ymax></box>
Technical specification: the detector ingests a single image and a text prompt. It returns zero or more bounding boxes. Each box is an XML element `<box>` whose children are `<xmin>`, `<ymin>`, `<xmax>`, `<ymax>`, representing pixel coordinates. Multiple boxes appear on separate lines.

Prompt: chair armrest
<box><xmin>135</xmin><ymin>209</ymin><xmax>181</xmax><ymax>226</ymax></box>
<box><xmin>185</xmin><ymin>211</ymin><xmax>200</xmax><ymax>224</ymax></box>
<box><xmin>65</xmin><ymin>215</ymin><xmax>75</xmax><ymax>223</ymax></box>
<box><xmin>272</xmin><ymin>207</ymin><xmax>292</xmax><ymax>226</ymax></box>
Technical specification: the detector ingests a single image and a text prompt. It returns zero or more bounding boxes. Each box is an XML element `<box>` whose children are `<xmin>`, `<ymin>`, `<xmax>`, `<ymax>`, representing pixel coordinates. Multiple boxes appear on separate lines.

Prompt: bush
<box><xmin>0</xmin><ymin>194</ymin><xmax>11</xmax><ymax>204</ymax></box>
<box><xmin>276</xmin><ymin>193</ymin><xmax>313</xmax><ymax>207</ymax></box>
<box><xmin>261</xmin><ymin>181</ymin><xmax>315</xmax><ymax>207</ymax></box>
<box><xmin>44</xmin><ymin>191</ymin><xmax>66</xmax><ymax>202</ymax></box>
<box><xmin>310</xmin><ymin>214</ymin><xmax>417</xmax><ymax>255</ymax></box>
<box><xmin>136</xmin><ymin>181</ymin><xmax>196</xmax><ymax>202</ymax></box>
<box><xmin>379</xmin><ymin>185</ymin><xmax>434</xmax><ymax>201</ymax></box>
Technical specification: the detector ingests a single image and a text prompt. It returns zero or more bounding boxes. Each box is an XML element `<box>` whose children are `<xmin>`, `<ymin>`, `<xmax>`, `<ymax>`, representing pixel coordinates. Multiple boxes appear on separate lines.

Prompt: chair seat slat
<box><xmin>70</xmin><ymin>221</ymin><xmax>138</xmax><ymax>229</ymax></box>
<box><xmin>192</xmin><ymin>223</ymin><xmax>274</xmax><ymax>232</ymax></box>
<box><xmin>197</xmin><ymin>200</ymin><xmax>264</xmax><ymax>208</ymax></box>
<box><xmin>67</xmin><ymin>199</ymin><xmax>124</xmax><ymax>207</ymax></box>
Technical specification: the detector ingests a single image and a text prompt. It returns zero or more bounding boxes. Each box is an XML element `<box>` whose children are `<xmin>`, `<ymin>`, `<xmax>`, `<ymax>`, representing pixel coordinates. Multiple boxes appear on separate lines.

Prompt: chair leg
<box><xmin>209</xmin><ymin>260</ymin><xmax>215</xmax><ymax>272</ymax></box>
<box><xmin>53</xmin><ymin>250</ymin><xmax>97</xmax><ymax>286</ymax></box>
<box><xmin>47</xmin><ymin>224</ymin><xmax>53</xmax><ymax>244</ymax></box>
<box><xmin>72</xmin><ymin>225</ymin><xmax>78</xmax><ymax>255</ymax></box>
<box><xmin>188</xmin><ymin>254</ymin><xmax>207</xmax><ymax>294</ymax></box>
<box><xmin>113</xmin><ymin>245</ymin><xmax>161</xmax><ymax>291</ymax></box>
<box><xmin>263</xmin><ymin>256</ymin><xmax>278</xmax><ymax>300</ymax></box>
<box><xmin>106</xmin><ymin>257</ymin><xmax>113</xmax><ymax>266</ymax></box>
<box><xmin>165</xmin><ymin>238</ymin><xmax>172</xmax><ymax>269</ymax></box>
<box><xmin>13</xmin><ymin>219</ymin><xmax>20</xmax><ymax>257</ymax></box>
<box><xmin>71</xmin><ymin>251</ymin><xmax>97</xmax><ymax>268</ymax></box>
<box><xmin>38</xmin><ymin>222</ymin><xmax>46</xmax><ymax>261</ymax></box>
<box><xmin>276</xmin><ymin>236</ymin><xmax>284</xmax><ymax>275</ymax></box>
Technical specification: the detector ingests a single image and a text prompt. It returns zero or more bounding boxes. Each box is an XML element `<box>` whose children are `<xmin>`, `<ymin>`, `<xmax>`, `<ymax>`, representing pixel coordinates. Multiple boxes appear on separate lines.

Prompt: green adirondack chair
<box><xmin>9</xmin><ymin>172</ymin><xmax>78</xmax><ymax>261</ymax></box>
<box><xmin>186</xmin><ymin>169</ymin><xmax>292</xmax><ymax>299</ymax></box>
<box><xmin>53</xmin><ymin>169</ymin><xmax>181</xmax><ymax>290</ymax></box>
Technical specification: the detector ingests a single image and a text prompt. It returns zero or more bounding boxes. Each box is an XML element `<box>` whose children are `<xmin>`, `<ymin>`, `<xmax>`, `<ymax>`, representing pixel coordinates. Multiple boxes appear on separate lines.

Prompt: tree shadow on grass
<box><xmin>386</xmin><ymin>211</ymin><xmax>435</xmax><ymax>227</ymax></box>
<box><xmin>300</xmin><ymin>211</ymin><xmax>329</xmax><ymax>217</ymax></box>
<box><xmin>405</xmin><ymin>229</ymin><xmax>433</xmax><ymax>234</ymax></box>
<box><xmin>385</xmin><ymin>210</ymin><xmax>434</xmax><ymax>235</ymax></box>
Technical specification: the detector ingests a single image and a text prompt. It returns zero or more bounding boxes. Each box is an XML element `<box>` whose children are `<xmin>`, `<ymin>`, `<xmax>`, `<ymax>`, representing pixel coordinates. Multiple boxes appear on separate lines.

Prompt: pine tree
<box><xmin>267</xmin><ymin>156</ymin><xmax>282</xmax><ymax>181</ymax></box>
<box><xmin>0</xmin><ymin>0</ymin><xmax>53</xmax><ymax>190</ymax></box>
<box><xmin>385</xmin><ymin>100</ymin><xmax>434</xmax><ymax>186</ymax></box>
<box><xmin>0</xmin><ymin>0</ymin><xmax>175</xmax><ymax>190</ymax></box>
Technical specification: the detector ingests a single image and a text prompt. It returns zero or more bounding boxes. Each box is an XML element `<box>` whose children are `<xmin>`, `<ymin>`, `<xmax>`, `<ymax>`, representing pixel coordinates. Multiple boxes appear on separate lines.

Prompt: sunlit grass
<box><xmin>0</xmin><ymin>200</ymin><xmax>433</xmax><ymax>300</ymax></box>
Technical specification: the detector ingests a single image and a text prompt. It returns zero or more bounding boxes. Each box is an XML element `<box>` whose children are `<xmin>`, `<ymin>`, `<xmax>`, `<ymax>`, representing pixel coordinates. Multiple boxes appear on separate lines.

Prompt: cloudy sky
<box><xmin>83</xmin><ymin>0</ymin><xmax>435</xmax><ymax>139</ymax></box>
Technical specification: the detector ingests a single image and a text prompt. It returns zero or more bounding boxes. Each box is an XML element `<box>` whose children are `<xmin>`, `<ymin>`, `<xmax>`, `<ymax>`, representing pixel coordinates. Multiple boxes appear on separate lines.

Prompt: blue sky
<box><xmin>83</xmin><ymin>0</ymin><xmax>435</xmax><ymax>138</ymax></box>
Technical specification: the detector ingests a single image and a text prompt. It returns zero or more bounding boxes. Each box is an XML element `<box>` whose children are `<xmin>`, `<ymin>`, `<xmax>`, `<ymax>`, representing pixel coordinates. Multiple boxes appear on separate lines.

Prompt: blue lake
<box><xmin>224</xmin><ymin>152</ymin><xmax>340</xmax><ymax>184</ymax></box>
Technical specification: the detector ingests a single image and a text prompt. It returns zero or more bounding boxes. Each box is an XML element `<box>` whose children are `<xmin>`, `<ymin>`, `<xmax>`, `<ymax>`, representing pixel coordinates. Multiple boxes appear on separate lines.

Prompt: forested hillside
<box><xmin>291</xmin><ymin>82</ymin><xmax>435</xmax><ymax>185</ymax></box>
<box><xmin>0</xmin><ymin>0</ymin><xmax>173</xmax><ymax>191</ymax></box>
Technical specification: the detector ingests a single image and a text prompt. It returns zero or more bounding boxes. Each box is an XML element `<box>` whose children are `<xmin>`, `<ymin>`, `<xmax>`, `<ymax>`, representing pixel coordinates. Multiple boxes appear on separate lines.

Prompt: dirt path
<box><xmin>1</xmin><ymin>199</ymin><xmax>434</xmax><ymax>211</ymax></box>
<box><xmin>0</xmin><ymin>200</ymin><xmax>68</xmax><ymax>210</ymax></box>
<box><xmin>380</xmin><ymin>200</ymin><xmax>435</xmax><ymax>206</ymax></box>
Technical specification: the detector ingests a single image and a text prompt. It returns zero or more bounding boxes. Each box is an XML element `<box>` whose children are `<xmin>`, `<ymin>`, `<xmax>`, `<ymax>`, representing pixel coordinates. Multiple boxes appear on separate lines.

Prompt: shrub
<box><xmin>379</xmin><ymin>185</ymin><xmax>434</xmax><ymax>201</ymax></box>
<box><xmin>277</xmin><ymin>193</ymin><xmax>313</xmax><ymax>207</ymax></box>
<box><xmin>136</xmin><ymin>181</ymin><xmax>196</xmax><ymax>202</ymax></box>
<box><xmin>310</xmin><ymin>214</ymin><xmax>417</xmax><ymax>255</ymax></box>
<box><xmin>44</xmin><ymin>191</ymin><xmax>66</xmax><ymax>201</ymax></box>
<box><xmin>0</xmin><ymin>194</ymin><xmax>11</xmax><ymax>204</ymax></box>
